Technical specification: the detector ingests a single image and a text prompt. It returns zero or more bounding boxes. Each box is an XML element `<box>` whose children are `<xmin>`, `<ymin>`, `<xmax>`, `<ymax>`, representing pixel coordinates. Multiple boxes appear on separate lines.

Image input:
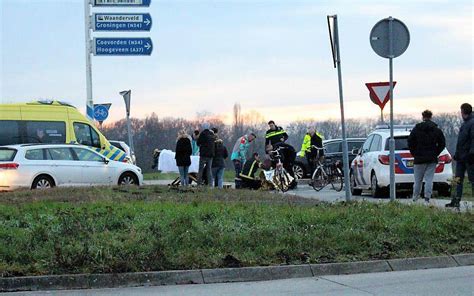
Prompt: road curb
<box><xmin>1</xmin><ymin>254</ymin><xmax>473</xmax><ymax>292</ymax></box>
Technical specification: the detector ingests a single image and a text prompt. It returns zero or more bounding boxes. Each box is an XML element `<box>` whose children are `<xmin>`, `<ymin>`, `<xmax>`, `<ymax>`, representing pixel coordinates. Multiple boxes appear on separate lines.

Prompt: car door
<box><xmin>354</xmin><ymin>135</ymin><xmax>374</xmax><ymax>187</ymax></box>
<box><xmin>46</xmin><ymin>147</ymin><xmax>83</xmax><ymax>186</ymax></box>
<box><xmin>364</xmin><ymin>134</ymin><xmax>382</xmax><ymax>182</ymax></box>
<box><xmin>71</xmin><ymin>147</ymin><xmax>114</xmax><ymax>185</ymax></box>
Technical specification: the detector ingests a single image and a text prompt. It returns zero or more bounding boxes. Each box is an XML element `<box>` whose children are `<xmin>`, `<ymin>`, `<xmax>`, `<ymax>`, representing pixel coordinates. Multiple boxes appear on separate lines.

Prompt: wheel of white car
<box><xmin>31</xmin><ymin>175</ymin><xmax>55</xmax><ymax>190</ymax></box>
<box><xmin>118</xmin><ymin>172</ymin><xmax>139</xmax><ymax>186</ymax></box>
<box><xmin>292</xmin><ymin>163</ymin><xmax>305</xmax><ymax>180</ymax></box>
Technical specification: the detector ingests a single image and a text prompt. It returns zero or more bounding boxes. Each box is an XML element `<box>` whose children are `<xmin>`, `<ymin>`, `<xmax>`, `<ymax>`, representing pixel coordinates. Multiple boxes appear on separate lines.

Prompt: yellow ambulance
<box><xmin>0</xmin><ymin>100</ymin><xmax>128</xmax><ymax>162</ymax></box>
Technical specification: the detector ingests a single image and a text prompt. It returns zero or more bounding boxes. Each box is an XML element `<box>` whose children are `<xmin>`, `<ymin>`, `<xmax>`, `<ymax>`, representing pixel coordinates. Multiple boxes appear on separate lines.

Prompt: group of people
<box><xmin>408</xmin><ymin>103</ymin><xmax>473</xmax><ymax>207</ymax></box>
<box><xmin>174</xmin><ymin>119</ymin><xmax>325</xmax><ymax>191</ymax></box>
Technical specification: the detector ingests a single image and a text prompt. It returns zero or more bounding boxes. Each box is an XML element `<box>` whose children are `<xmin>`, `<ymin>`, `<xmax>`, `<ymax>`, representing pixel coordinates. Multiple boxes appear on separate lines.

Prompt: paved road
<box><xmin>14</xmin><ymin>266</ymin><xmax>474</xmax><ymax>296</ymax></box>
<box><xmin>143</xmin><ymin>179</ymin><xmax>472</xmax><ymax>211</ymax></box>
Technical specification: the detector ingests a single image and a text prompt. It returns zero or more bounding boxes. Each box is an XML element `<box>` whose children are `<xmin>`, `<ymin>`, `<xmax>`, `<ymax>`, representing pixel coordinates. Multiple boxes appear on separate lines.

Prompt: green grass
<box><xmin>144</xmin><ymin>170</ymin><xmax>235</xmax><ymax>182</ymax></box>
<box><xmin>0</xmin><ymin>186</ymin><xmax>472</xmax><ymax>277</ymax></box>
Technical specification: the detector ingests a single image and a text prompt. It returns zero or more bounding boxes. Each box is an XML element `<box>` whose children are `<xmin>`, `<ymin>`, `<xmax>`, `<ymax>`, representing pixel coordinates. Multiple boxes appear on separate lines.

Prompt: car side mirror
<box><xmin>351</xmin><ymin>148</ymin><xmax>360</xmax><ymax>155</ymax></box>
<box><xmin>103</xmin><ymin>157</ymin><xmax>109</xmax><ymax>165</ymax></box>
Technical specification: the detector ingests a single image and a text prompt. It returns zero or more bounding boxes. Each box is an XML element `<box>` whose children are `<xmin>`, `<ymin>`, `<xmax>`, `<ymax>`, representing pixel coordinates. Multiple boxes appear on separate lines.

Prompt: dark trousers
<box><xmin>233</xmin><ymin>160</ymin><xmax>243</xmax><ymax>189</ymax></box>
<box><xmin>455</xmin><ymin>161</ymin><xmax>474</xmax><ymax>199</ymax></box>
<box><xmin>241</xmin><ymin>178</ymin><xmax>261</xmax><ymax>190</ymax></box>
<box><xmin>198</xmin><ymin>157</ymin><xmax>213</xmax><ymax>186</ymax></box>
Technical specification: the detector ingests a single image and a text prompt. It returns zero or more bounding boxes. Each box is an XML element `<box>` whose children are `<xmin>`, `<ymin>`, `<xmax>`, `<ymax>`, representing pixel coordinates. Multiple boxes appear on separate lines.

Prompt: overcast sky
<box><xmin>1</xmin><ymin>0</ymin><xmax>472</xmax><ymax>124</ymax></box>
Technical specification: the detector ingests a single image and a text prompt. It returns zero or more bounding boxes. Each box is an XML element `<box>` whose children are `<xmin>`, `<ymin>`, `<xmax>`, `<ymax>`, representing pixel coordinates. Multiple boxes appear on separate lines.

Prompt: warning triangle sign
<box><xmin>365</xmin><ymin>81</ymin><xmax>396</xmax><ymax>110</ymax></box>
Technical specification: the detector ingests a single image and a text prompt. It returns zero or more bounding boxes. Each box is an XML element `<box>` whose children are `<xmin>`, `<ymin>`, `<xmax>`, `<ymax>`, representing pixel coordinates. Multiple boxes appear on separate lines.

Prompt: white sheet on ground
<box><xmin>157</xmin><ymin>149</ymin><xmax>200</xmax><ymax>173</ymax></box>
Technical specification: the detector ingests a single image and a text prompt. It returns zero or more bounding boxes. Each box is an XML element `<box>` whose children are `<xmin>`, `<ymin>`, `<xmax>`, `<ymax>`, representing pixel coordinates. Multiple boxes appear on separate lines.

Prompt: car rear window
<box><xmin>385</xmin><ymin>137</ymin><xmax>409</xmax><ymax>151</ymax></box>
<box><xmin>0</xmin><ymin>148</ymin><xmax>17</xmax><ymax>161</ymax></box>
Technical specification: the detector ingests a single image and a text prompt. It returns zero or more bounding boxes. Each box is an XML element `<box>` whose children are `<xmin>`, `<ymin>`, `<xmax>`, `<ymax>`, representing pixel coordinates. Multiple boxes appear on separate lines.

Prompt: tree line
<box><xmin>100</xmin><ymin>104</ymin><xmax>462</xmax><ymax>172</ymax></box>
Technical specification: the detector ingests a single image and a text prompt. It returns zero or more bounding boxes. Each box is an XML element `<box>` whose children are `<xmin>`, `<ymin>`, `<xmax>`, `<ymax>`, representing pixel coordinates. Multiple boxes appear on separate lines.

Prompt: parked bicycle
<box><xmin>309</xmin><ymin>146</ymin><xmax>343</xmax><ymax>192</ymax></box>
<box><xmin>269</xmin><ymin>147</ymin><xmax>291</xmax><ymax>192</ymax></box>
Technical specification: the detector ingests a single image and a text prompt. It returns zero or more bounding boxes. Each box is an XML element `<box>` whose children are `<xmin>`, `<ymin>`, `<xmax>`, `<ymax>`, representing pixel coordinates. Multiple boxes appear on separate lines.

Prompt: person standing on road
<box><xmin>408</xmin><ymin>110</ymin><xmax>446</xmax><ymax>203</ymax></box>
<box><xmin>299</xmin><ymin>127</ymin><xmax>324</xmax><ymax>174</ymax></box>
<box><xmin>265</xmin><ymin>120</ymin><xmax>288</xmax><ymax>148</ymax></box>
<box><xmin>211</xmin><ymin>128</ymin><xmax>229</xmax><ymax>189</ymax></box>
<box><xmin>231</xmin><ymin>133</ymin><xmax>257</xmax><ymax>189</ymax></box>
<box><xmin>197</xmin><ymin>122</ymin><xmax>216</xmax><ymax>186</ymax></box>
<box><xmin>175</xmin><ymin>130</ymin><xmax>193</xmax><ymax>186</ymax></box>
<box><xmin>446</xmin><ymin>103</ymin><xmax>474</xmax><ymax>208</ymax></box>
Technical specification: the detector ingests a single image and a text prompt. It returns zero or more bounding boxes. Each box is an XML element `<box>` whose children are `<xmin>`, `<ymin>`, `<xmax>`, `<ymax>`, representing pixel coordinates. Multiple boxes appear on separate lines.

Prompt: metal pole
<box><xmin>84</xmin><ymin>0</ymin><xmax>94</xmax><ymax>121</ymax></box>
<box><xmin>126</xmin><ymin>112</ymin><xmax>134</xmax><ymax>155</ymax></box>
<box><xmin>388</xmin><ymin>17</ymin><xmax>396</xmax><ymax>201</ymax></box>
<box><xmin>333</xmin><ymin>15</ymin><xmax>352</xmax><ymax>202</ymax></box>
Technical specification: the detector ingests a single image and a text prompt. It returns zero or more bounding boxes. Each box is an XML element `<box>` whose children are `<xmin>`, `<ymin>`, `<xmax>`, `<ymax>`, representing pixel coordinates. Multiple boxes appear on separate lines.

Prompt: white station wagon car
<box><xmin>0</xmin><ymin>144</ymin><xmax>143</xmax><ymax>190</ymax></box>
<box><xmin>350</xmin><ymin>125</ymin><xmax>452</xmax><ymax>198</ymax></box>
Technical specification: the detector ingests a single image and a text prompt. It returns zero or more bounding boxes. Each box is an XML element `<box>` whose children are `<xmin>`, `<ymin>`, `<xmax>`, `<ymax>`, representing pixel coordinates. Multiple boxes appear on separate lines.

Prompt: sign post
<box><xmin>327</xmin><ymin>15</ymin><xmax>351</xmax><ymax>202</ymax></box>
<box><xmin>370</xmin><ymin>17</ymin><xmax>410</xmax><ymax>201</ymax></box>
<box><xmin>365</xmin><ymin>81</ymin><xmax>397</xmax><ymax>122</ymax></box>
<box><xmin>84</xmin><ymin>1</ymin><xmax>94</xmax><ymax>121</ymax></box>
<box><xmin>120</xmin><ymin>90</ymin><xmax>134</xmax><ymax>155</ymax></box>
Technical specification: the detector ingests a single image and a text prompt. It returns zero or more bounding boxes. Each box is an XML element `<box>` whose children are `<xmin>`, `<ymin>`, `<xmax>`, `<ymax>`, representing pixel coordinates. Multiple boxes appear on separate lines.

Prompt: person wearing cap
<box><xmin>197</xmin><ymin>122</ymin><xmax>216</xmax><ymax>186</ymax></box>
<box><xmin>231</xmin><ymin>133</ymin><xmax>257</xmax><ymax>189</ymax></box>
<box><xmin>265</xmin><ymin>120</ymin><xmax>288</xmax><ymax>147</ymax></box>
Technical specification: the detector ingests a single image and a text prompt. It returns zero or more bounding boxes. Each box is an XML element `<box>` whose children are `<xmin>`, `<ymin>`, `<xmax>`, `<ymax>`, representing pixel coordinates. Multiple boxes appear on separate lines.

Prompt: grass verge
<box><xmin>0</xmin><ymin>186</ymin><xmax>473</xmax><ymax>277</ymax></box>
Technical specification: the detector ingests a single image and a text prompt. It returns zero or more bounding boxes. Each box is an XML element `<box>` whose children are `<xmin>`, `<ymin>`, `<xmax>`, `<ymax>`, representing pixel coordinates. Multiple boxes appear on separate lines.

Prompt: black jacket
<box><xmin>265</xmin><ymin>126</ymin><xmax>288</xmax><ymax>146</ymax></box>
<box><xmin>408</xmin><ymin>120</ymin><xmax>446</xmax><ymax>164</ymax></box>
<box><xmin>175</xmin><ymin>137</ymin><xmax>192</xmax><ymax>167</ymax></box>
<box><xmin>272</xmin><ymin>142</ymin><xmax>296</xmax><ymax>165</ymax></box>
<box><xmin>212</xmin><ymin>139</ymin><xmax>229</xmax><ymax>168</ymax></box>
<box><xmin>454</xmin><ymin>114</ymin><xmax>474</xmax><ymax>163</ymax></box>
<box><xmin>197</xmin><ymin>129</ymin><xmax>216</xmax><ymax>158</ymax></box>
<box><xmin>240</xmin><ymin>159</ymin><xmax>260</xmax><ymax>180</ymax></box>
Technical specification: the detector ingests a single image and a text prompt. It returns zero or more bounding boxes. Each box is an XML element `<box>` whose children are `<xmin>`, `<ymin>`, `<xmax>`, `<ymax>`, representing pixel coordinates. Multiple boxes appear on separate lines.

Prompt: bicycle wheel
<box><xmin>311</xmin><ymin>168</ymin><xmax>327</xmax><ymax>191</ymax></box>
<box><xmin>330</xmin><ymin>167</ymin><xmax>344</xmax><ymax>192</ymax></box>
<box><xmin>276</xmin><ymin>170</ymin><xmax>290</xmax><ymax>192</ymax></box>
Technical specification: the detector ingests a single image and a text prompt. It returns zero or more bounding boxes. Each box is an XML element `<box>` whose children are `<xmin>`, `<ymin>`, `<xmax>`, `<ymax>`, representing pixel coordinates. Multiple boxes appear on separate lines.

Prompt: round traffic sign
<box><xmin>94</xmin><ymin>105</ymin><xmax>109</xmax><ymax>122</ymax></box>
<box><xmin>370</xmin><ymin>17</ymin><xmax>410</xmax><ymax>59</ymax></box>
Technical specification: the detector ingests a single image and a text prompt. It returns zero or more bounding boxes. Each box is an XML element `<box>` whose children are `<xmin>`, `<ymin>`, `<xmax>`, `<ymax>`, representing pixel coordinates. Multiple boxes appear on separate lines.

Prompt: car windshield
<box><xmin>0</xmin><ymin>148</ymin><xmax>17</xmax><ymax>161</ymax></box>
<box><xmin>384</xmin><ymin>136</ymin><xmax>409</xmax><ymax>151</ymax></box>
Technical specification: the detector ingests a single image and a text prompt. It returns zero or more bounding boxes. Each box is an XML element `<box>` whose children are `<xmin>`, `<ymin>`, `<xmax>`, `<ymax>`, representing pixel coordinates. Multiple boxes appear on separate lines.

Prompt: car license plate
<box><xmin>406</xmin><ymin>160</ymin><xmax>414</xmax><ymax>167</ymax></box>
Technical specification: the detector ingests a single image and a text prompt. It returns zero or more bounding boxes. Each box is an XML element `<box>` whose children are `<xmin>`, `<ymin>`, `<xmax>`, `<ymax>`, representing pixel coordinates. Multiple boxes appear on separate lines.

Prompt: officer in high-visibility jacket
<box><xmin>300</xmin><ymin>127</ymin><xmax>324</xmax><ymax>174</ymax></box>
<box><xmin>239</xmin><ymin>153</ymin><xmax>262</xmax><ymax>190</ymax></box>
<box><xmin>265</xmin><ymin>120</ymin><xmax>289</xmax><ymax>147</ymax></box>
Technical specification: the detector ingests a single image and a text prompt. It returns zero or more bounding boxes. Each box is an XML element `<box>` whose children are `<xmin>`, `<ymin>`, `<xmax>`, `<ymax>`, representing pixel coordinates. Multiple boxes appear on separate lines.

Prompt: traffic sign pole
<box><xmin>388</xmin><ymin>17</ymin><xmax>396</xmax><ymax>202</ymax></box>
<box><xmin>329</xmin><ymin>15</ymin><xmax>351</xmax><ymax>202</ymax></box>
<box><xmin>84</xmin><ymin>0</ymin><xmax>94</xmax><ymax>121</ymax></box>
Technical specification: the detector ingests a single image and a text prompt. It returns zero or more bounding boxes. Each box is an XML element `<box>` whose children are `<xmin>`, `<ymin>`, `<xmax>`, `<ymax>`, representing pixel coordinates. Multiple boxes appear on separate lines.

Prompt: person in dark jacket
<box><xmin>265</xmin><ymin>120</ymin><xmax>288</xmax><ymax>147</ymax></box>
<box><xmin>408</xmin><ymin>110</ymin><xmax>446</xmax><ymax>202</ymax></box>
<box><xmin>446</xmin><ymin>103</ymin><xmax>474</xmax><ymax>207</ymax></box>
<box><xmin>197</xmin><ymin>122</ymin><xmax>216</xmax><ymax>186</ymax></box>
<box><xmin>211</xmin><ymin>128</ymin><xmax>229</xmax><ymax>188</ymax></box>
<box><xmin>175</xmin><ymin>130</ymin><xmax>192</xmax><ymax>186</ymax></box>
<box><xmin>240</xmin><ymin>153</ymin><xmax>262</xmax><ymax>190</ymax></box>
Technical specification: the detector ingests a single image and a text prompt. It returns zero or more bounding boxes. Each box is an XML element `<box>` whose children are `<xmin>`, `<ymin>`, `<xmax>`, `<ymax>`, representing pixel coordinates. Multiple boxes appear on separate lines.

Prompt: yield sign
<box><xmin>365</xmin><ymin>81</ymin><xmax>397</xmax><ymax>110</ymax></box>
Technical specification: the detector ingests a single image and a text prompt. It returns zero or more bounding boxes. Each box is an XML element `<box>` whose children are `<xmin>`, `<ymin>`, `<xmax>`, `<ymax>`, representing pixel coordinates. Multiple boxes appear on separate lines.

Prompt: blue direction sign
<box><xmin>93</xmin><ymin>13</ymin><xmax>152</xmax><ymax>31</ymax></box>
<box><xmin>93</xmin><ymin>38</ymin><xmax>153</xmax><ymax>56</ymax></box>
<box><xmin>93</xmin><ymin>104</ymin><xmax>110</xmax><ymax>122</ymax></box>
<box><xmin>92</xmin><ymin>0</ymin><xmax>151</xmax><ymax>7</ymax></box>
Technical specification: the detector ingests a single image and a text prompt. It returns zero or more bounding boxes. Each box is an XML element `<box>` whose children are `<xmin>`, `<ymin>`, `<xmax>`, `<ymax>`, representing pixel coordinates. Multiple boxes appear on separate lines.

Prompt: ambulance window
<box><xmin>73</xmin><ymin>123</ymin><xmax>101</xmax><ymax>148</ymax></box>
<box><xmin>0</xmin><ymin>121</ymin><xmax>20</xmax><ymax>145</ymax></box>
<box><xmin>25</xmin><ymin>121</ymin><xmax>66</xmax><ymax>144</ymax></box>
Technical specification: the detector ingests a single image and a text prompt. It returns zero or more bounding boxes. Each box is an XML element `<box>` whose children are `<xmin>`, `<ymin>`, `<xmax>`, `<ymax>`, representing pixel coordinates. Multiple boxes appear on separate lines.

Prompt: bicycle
<box><xmin>269</xmin><ymin>148</ymin><xmax>292</xmax><ymax>192</ymax></box>
<box><xmin>309</xmin><ymin>146</ymin><xmax>343</xmax><ymax>192</ymax></box>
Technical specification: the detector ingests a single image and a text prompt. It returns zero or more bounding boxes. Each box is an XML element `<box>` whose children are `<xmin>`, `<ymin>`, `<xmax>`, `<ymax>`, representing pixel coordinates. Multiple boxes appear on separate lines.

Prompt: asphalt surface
<box><xmin>143</xmin><ymin>179</ymin><xmax>473</xmax><ymax>211</ymax></box>
<box><xmin>13</xmin><ymin>266</ymin><xmax>474</xmax><ymax>296</ymax></box>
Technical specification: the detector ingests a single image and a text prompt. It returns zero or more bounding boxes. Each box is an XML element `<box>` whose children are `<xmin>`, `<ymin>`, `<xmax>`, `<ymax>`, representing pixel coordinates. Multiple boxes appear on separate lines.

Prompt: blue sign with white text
<box><xmin>93</xmin><ymin>38</ymin><xmax>153</xmax><ymax>56</ymax></box>
<box><xmin>93</xmin><ymin>105</ymin><xmax>109</xmax><ymax>122</ymax></box>
<box><xmin>93</xmin><ymin>0</ymin><xmax>151</xmax><ymax>7</ymax></box>
<box><xmin>93</xmin><ymin>13</ymin><xmax>152</xmax><ymax>31</ymax></box>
